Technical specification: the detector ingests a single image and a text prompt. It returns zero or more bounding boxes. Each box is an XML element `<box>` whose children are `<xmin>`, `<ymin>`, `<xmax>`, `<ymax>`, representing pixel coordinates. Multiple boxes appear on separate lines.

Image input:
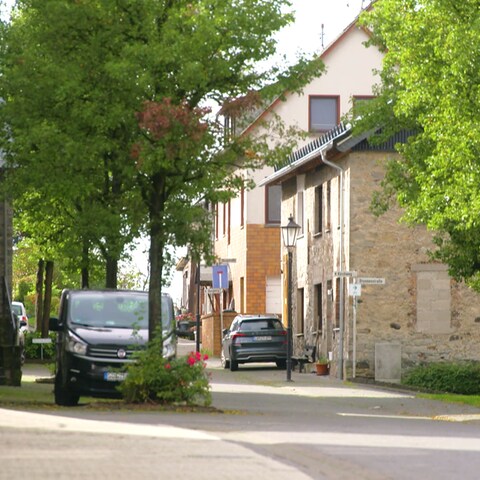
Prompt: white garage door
<box><xmin>266</xmin><ymin>276</ymin><xmax>282</xmax><ymax>314</ymax></box>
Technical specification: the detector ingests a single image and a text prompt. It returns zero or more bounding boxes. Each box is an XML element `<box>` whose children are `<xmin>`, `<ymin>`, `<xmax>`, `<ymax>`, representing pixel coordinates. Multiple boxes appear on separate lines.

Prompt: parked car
<box><xmin>12</xmin><ymin>301</ymin><xmax>31</xmax><ymax>333</ymax></box>
<box><xmin>221</xmin><ymin>314</ymin><xmax>287</xmax><ymax>371</ymax></box>
<box><xmin>49</xmin><ymin>289</ymin><xmax>177</xmax><ymax>406</ymax></box>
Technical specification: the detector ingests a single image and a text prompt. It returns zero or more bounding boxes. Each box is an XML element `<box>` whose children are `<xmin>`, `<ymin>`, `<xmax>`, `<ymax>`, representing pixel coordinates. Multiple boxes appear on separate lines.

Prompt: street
<box><xmin>1</xmin><ymin>338</ymin><xmax>480</xmax><ymax>480</ymax></box>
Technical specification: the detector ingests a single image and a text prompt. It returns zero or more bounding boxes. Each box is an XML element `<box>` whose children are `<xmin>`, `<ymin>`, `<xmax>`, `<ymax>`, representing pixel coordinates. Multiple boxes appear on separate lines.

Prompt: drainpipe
<box><xmin>321</xmin><ymin>143</ymin><xmax>345</xmax><ymax>381</ymax></box>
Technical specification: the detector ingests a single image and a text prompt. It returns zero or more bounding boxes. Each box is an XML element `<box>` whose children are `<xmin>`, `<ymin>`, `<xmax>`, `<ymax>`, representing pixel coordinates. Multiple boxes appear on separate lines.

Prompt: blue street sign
<box><xmin>212</xmin><ymin>264</ymin><xmax>229</xmax><ymax>289</ymax></box>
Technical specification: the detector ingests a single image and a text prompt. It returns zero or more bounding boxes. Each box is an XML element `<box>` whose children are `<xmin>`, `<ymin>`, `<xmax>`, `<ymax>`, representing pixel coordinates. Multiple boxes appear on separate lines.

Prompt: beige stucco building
<box><xmin>212</xmin><ymin>20</ymin><xmax>384</xmax><ymax>318</ymax></box>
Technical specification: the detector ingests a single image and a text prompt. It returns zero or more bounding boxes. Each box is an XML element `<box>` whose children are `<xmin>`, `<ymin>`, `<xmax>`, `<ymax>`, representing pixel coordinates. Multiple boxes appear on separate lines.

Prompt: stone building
<box><xmin>261</xmin><ymin>124</ymin><xmax>480</xmax><ymax>380</ymax></box>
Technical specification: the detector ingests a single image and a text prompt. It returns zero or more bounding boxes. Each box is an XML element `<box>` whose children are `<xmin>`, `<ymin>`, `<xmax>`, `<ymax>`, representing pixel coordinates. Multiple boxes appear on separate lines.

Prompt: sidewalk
<box><xmin>20</xmin><ymin>359</ymin><xmax>480</xmax><ymax>421</ymax></box>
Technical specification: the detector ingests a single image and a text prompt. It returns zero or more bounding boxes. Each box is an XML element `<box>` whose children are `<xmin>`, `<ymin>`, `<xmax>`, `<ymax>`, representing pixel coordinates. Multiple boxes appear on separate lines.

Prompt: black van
<box><xmin>49</xmin><ymin>289</ymin><xmax>176</xmax><ymax>406</ymax></box>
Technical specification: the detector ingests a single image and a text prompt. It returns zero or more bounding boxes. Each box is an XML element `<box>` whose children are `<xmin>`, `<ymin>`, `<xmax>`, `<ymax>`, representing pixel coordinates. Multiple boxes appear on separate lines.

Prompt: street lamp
<box><xmin>281</xmin><ymin>215</ymin><xmax>301</xmax><ymax>382</ymax></box>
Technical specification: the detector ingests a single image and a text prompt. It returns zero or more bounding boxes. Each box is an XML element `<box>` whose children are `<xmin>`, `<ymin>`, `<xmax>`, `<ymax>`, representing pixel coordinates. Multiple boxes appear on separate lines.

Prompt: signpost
<box><xmin>349</xmin><ymin>276</ymin><xmax>386</xmax><ymax>378</ymax></box>
<box><xmin>334</xmin><ymin>271</ymin><xmax>357</xmax><ymax>277</ymax></box>
<box><xmin>32</xmin><ymin>337</ymin><xmax>52</xmax><ymax>360</ymax></box>
<box><xmin>357</xmin><ymin>277</ymin><xmax>385</xmax><ymax>285</ymax></box>
<box><xmin>212</xmin><ymin>264</ymin><xmax>230</xmax><ymax>334</ymax></box>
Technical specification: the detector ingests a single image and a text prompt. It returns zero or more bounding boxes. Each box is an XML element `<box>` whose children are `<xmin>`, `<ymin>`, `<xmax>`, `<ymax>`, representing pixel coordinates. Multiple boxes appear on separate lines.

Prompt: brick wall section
<box><xmin>201</xmin><ymin>312</ymin><xmax>237</xmax><ymax>356</ymax></box>
<box><xmin>245</xmin><ymin>224</ymin><xmax>281</xmax><ymax>313</ymax></box>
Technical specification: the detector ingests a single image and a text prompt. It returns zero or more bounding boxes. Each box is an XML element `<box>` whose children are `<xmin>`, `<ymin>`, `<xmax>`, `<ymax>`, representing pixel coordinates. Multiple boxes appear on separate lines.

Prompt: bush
<box><xmin>403</xmin><ymin>362</ymin><xmax>480</xmax><ymax>395</ymax></box>
<box><xmin>24</xmin><ymin>331</ymin><xmax>56</xmax><ymax>360</ymax></box>
<box><xmin>118</xmin><ymin>331</ymin><xmax>211</xmax><ymax>406</ymax></box>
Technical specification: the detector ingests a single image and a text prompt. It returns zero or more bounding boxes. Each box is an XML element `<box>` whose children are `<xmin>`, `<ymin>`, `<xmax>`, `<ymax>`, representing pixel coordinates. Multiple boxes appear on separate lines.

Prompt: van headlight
<box><xmin>66</xmin><ymin>331</ymin><xmax>88</xmax><ymax>356</ymax></box>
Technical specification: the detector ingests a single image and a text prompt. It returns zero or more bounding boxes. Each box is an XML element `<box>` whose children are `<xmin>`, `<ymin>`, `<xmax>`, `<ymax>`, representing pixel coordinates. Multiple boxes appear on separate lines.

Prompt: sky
<box><xmin>276</xmin><ymin>0</ymin><xmax>368</xmax><ymax>62</ymax></box>
<box><xmin>1</xmin><ymin>0</ymin><xmax>371</xmax><ymax>303</ymax></box>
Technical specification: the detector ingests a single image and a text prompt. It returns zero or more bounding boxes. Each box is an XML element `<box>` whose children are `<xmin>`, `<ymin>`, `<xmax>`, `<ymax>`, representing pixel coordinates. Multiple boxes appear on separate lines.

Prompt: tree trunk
<box><xmin>81</xmin><ymin>240</ymin><xmax>89</xmax><ymax>289</ymax></box>
<box><xmin>42</xmin><ymin>260</ymin><xmax>53</xmax><ymax>337</ymax></box>
<box><xmin>148</xmin><ymin>229</ymin><xmax>164</xmax><ymax>344</ymax></box>
<box><xmin>35</xmin><ymin>259</ymin><xmax>44</xmax><ymax>332</ymax></box>
<box><xmin>147</xmin><ymin>174</ymin><xmax>167</xmax><ymax>344</ymax></box>
<box><xmin>105</xmin><ymin>254</ymin><xmax>118</xmax><ymax>289</ymax></box>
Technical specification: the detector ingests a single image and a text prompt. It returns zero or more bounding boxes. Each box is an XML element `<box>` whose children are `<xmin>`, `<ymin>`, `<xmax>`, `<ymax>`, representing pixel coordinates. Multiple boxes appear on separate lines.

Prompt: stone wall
<box><xmin>348</xmin><ymin>151</ymin><xmax>480</xmax><ymax>377</ymax></box>
<box><xmin>282</xmin><ymin>150</ymin><xmax>480</xmax><ymax>379</ymax></box>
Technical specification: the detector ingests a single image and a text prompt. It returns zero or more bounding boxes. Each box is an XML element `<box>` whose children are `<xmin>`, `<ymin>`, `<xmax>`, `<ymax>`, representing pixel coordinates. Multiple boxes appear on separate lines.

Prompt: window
<box><xmin>223</xmin><ymin>113</ymin><xmax>236</xmax><ymax>143</ymax></box>
<box><xmin>314</xmin><ymin>185</ymin><xmax>323</xmax><ymax>234</ymax></box>
<box><xmin>222</xmin><ymin>202</ymin><xmax>226</xmax><ymax>237</ymax></box>
<box><xmin>266</xmin><ymin>184</ymin><xmax>281</xmax><ymax>224</ymax></box>
<box><xmin>227</xmin><ymin>200</ymin><xmax>231</xmax><ymax>244</ymax></box>
<box><xmin>309</xmin><ymin>96</ymin><xmax>339</xmax><ymax>132</ymax></box>
<box><xmin>240</xmin><ymin>187</ymin><xmax>245</xmax><ymax>227</ymax></box>
<box><xmin>326</xmin><ymin>181</ymin><xmax>331</xmax><ymax>231</ymax></box>
<box><xmin>240</xmin><ymin>277</ymin><xmax>245</xmax><ymax>313</ymax></box>
<box><xmin>314</xmin><ymin>283</ymin><xmax>323</xmax><ymax>332</ymax></box>
<box><xmin>297</xmin><ymin>190</ymin><xmax>304</xmax><ymax>235</ymax></box>
<box><xmin>337</xmin><ymin>178</ymin><xmax>341</xmax><ymax>228</ymax></box>
<box><xmin>335</xmin><ymin>278</ymin><xmax>340</xmax><ymax>328</ymax></box>
<box><xmin>296</xmin><ymin>288</ymin><xmax>305</xmax><ymax>334</ymax></box>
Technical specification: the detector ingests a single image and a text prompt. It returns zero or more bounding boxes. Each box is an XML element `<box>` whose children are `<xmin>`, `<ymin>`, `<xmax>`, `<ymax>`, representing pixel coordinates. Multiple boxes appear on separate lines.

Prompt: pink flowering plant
<box><xmin>118</xmin><ymin>327</ymin><xmax>211</xmax><ymax>406</ymax></box>
<box><xmin>176</xmin><ymin>312</ymin><xmax>194</xmax><ymax>322</ymax></box>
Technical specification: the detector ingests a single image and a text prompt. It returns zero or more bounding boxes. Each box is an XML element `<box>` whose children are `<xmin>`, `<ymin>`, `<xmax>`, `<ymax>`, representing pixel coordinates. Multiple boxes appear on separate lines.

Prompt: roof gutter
<box><xmin>257</xmin><ymin>123</ymin><xmax>352</xmax><ymax>187</ymax></box>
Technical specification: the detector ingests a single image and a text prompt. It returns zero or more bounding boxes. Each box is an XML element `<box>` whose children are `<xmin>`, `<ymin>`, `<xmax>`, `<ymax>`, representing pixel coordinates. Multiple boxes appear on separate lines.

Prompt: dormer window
<box><xmin>309</xmin><ymin>96</ymin><xmax>339</xmax><ymax>132</ymax></box>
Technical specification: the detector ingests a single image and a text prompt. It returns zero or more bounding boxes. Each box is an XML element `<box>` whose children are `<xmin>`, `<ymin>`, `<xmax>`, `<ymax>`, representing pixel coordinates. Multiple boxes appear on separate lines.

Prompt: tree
<box><xmin>357</xmin><ymin>0</ymin><xmax>480</xmax><ymax>289</ymax></box>
<box><xmin>0</xmin><ymin>0</ymin><xmax>145</xmax><ymax>288</ymax></box>
<box><xmin>0</xmin><ymin>0</ymin><xmax>324</xmax><ymax>339</ymax></box>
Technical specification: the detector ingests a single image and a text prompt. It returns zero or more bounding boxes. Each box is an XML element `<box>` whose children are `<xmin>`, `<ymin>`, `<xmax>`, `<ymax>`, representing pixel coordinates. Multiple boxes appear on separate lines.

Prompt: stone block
<box><xmin>375</xmin><ymin>342</ymin><xmax>401</xmax><ymax>383</ymax></box>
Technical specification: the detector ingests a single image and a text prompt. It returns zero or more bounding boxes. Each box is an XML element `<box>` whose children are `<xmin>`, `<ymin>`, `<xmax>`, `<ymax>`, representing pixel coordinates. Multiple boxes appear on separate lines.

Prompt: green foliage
<box><xmin>403</xmin><ymin>362</ymin><xmax>480</xmax><ymax>395</ymax></box>
<box><xmin>357</xmin><ymin>0</ymin><xmax>480</xmax><ymax>289</ymax></box>
<box><xmin>24</xmin><ymin>332</ymin><xmax>56</xmax><ymax>360</ymax></box>
<box><xmin>119</xmin><ymin>331</ymin><xmax>211</xmax><ymax>406</ymax></box>
<box><xmin>0</xmin><ymin>0</ymin><xmax>324</xmax><ymax>329</ymax></box>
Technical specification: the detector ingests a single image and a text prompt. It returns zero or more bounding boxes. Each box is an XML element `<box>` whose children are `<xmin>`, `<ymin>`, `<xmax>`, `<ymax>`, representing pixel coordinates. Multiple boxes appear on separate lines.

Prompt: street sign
<box><xmin>32</xmin><ymin>338</ymin><xmax>52</xmax><ymax>344</ymax></box>
<box><xmin>348</xmin><ymin>283</ymin><xmax>362</xmax><ymax>297</ymax></box>
<box><xmin>207</xmin><ymin>288</ymin><xmax>223</xmax><ymax>294</ymax></box>
<box><xmin>334</xmin><ymin>271</ymin><xmax>357</xmax><ymax>277</ymax></box>
<box><xmin>357</xmin><ymin>277</ymin><xmax>385</xmax><ymax>285</ymax></box>
<box><xmin>212</xmin><ymin>264</ymin><xmax>229</xmax><ymax>289</ymax></box>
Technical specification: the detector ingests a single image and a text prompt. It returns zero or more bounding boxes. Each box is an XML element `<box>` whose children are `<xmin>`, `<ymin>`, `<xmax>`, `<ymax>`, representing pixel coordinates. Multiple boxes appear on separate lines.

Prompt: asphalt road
<box><xmin>2</xmin><ymin>338</ymin><xmax>480</xmax><ymax>480</ymax></box>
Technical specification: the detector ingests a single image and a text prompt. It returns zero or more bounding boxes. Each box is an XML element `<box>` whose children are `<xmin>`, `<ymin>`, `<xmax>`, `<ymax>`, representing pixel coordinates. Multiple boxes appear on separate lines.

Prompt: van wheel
<box><xmin>221</xmin><ymin>350</ymin><xmax>230</xmax><ymax>369</ymax></box>
<box><xmin>54</xmin><ymin>371</ymin><xmax>79</xmax><ymax>406</ymax></box>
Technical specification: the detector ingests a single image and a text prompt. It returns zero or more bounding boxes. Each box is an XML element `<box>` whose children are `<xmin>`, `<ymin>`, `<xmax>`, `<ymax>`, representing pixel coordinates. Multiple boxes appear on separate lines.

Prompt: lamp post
<box><xmin>195</xmin><ymin>261</ymin><xmax>201</xmax><ymax>353</ymax></box>
<box><xmin>281</xmin><ymin>215</ymin><xmax>301</xmax><ymax>382</ymax></box>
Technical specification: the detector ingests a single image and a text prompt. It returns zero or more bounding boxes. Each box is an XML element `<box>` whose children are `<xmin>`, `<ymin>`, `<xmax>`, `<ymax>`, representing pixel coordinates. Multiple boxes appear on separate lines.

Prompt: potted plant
<box><xmin>315</xmin><ymin>357</ymin><xmax>329</xmax><ymax>376</ymax></box>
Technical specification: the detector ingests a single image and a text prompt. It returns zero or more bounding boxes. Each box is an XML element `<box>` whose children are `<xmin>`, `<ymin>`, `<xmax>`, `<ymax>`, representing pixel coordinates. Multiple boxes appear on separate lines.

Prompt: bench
<box><xmin>291</xmin><ymin>344</ymin><xmax>317</xmax><ymax>373</ymax></box>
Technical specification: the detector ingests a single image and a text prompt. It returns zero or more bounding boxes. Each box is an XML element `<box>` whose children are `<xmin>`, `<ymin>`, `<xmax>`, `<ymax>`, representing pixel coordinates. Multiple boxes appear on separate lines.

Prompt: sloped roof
<box><xmin>258</xmin><ymin>124</ymin><xmax>416</xmax><ymax>187</ymax></box>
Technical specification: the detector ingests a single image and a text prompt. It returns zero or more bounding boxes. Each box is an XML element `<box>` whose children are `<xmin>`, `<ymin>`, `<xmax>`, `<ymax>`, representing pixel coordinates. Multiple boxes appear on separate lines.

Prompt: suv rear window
<box><xmin>240</xmin><ymin>319</ymin><xmax>284</xmax><ymax>331</ymax></box>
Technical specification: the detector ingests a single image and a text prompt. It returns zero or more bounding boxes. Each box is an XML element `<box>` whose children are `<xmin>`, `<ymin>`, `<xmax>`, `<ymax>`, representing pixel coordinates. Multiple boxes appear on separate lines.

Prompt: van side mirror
<box><xmin>49</xmin><ymin>317</ymin><xmax>62</xmax><ymax>331</ymax></box>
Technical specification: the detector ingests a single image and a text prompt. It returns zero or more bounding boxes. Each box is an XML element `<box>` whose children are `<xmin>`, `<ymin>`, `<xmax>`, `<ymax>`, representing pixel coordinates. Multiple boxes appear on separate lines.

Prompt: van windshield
<box><xmin>67</xmin><ymin>292</ymin><xmax>173</xmax><ymax>330</ymax></box>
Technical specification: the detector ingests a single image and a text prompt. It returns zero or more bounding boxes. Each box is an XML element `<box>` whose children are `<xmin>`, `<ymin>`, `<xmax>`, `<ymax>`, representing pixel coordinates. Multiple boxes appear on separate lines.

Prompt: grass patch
<box><xmin>0</xmin><ymin>368</ymin><xmax>221</xmax><ymax>413</ymax></box>
<box><xmin>417</xmin><ymin>392</ymin><xmax>480</xmax><ymax>408</ymax></box>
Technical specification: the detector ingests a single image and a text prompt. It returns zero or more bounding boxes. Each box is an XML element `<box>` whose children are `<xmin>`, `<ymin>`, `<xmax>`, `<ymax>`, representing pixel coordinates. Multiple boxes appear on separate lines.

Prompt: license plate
<box><xmin>255</xmin><ymin>336</ymin><xmax>272</xmax><ymax>341</ymax></box>
<box><xmin>104</xmin><ymin>371</ymin><xmax>127</xmax><ymax>382</ymax></box>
